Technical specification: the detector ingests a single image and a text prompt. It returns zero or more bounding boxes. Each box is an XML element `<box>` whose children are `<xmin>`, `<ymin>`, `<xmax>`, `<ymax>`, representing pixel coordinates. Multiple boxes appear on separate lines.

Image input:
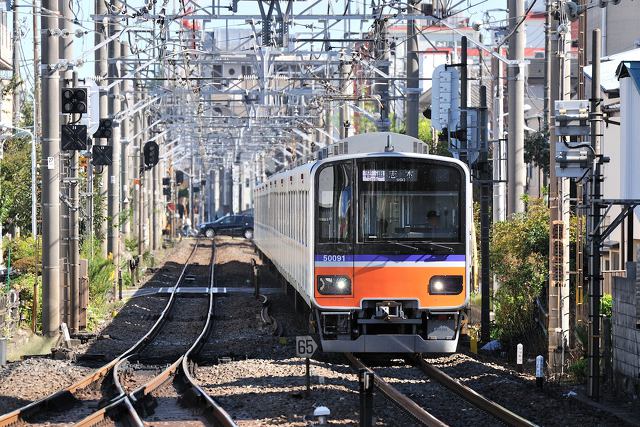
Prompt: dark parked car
<box><xmin>198</xmin><ymin>214</ymin><xmax>254</xmax><ymax>239</ymax></box>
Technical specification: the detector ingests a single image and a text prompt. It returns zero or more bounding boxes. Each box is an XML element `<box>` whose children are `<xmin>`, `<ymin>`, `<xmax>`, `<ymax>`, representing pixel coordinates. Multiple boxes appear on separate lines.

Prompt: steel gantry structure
<box><xmin>36</xmin><ymin>0</ymin><xmax>472</xmax><ymax>336</ymax></box>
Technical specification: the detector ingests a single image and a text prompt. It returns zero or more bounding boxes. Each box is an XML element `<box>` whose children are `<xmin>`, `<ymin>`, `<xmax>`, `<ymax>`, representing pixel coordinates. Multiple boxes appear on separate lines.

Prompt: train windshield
<box><xmin>357</xmin><ymin>158</ymin><xmax>464</xmax><ymax>244</ymax></box>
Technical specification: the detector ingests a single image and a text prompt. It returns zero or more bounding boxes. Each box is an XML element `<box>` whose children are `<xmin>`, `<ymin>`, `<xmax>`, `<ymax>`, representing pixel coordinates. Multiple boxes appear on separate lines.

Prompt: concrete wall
<box><xmin>587</xmin><ymin>3</ymin><xmax>640</xmax><ymax>57</ymax></box>
<box><xmin>612</xmin><ymin>262</ymin><xmax>640</xmax><ymax>397</ymax></box>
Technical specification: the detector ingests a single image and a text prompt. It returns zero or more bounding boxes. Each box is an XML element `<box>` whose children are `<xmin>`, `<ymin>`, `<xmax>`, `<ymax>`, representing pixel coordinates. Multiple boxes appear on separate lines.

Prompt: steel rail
<box><xmin>121</xmin><ymin>239</ymin><xmax>236</xmax><ymax>427</ymax></box>
<box><xmin>344</xmin><ymin>353</ymin><xmax>449</xmax><ymax>427</ymax></box>
<box><xmin>0</xmin><ymin>239</ymin><xmax>202</xmax><ymax>427</ymax></box>
<box><xmin>413</xmin><ymin>356</ymin><xmax>538</xmax><ymax>427</ymax></box>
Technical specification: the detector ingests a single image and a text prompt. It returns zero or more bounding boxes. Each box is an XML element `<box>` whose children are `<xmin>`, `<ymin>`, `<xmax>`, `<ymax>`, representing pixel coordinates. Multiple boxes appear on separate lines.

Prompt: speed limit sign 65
<box><xmin>295</xmin><ymin>335</ymin><xmax>318</xmax><ymax>358</ymax></box>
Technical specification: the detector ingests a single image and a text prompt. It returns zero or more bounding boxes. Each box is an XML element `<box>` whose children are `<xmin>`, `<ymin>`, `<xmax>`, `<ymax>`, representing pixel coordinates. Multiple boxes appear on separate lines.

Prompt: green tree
<box><xmin>490</xmin><ymin>197</ymin><xmax>549</xmax><ymax>345</ymax></box>
<box><xmin>524</xmin><ymin>129</ymin><xmax>549</xmax><ymax>174</ymax></box>
<box><xmin>390</xmin><ymin>114</ymin><xmax>451</xmax><ymax>156</ymax></box>
<box><xmin>0</xmin><ymin>101</ymin><xmax>37</xmax><ymax>234</ymax></box>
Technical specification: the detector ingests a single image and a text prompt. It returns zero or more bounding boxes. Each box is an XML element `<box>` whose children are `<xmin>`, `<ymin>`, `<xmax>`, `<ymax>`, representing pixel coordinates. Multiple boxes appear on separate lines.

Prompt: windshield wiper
<box><xmin>421</xmin><ymin>241</ymin><xmax>455</xmax><ymax>253</ymax></box>
<box><xmin>382</xmin><ymin>241</ymin><xmax>420</xmax><ymax>251</ymax></box>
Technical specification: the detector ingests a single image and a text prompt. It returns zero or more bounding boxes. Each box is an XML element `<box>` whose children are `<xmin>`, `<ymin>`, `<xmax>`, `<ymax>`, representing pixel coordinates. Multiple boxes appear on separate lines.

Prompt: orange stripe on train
<box><xmin>314</xmin><ymin>266</ymin><xmax>466</xmax><ymax>308</ymax></box>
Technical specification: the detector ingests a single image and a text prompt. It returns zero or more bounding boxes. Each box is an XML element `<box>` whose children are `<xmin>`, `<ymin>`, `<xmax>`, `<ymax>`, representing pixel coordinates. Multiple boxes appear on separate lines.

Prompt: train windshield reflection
<box><xmin>358</xmin><ymin>159</ymin><xmax>463</xmax><ymax>243</ymax></box>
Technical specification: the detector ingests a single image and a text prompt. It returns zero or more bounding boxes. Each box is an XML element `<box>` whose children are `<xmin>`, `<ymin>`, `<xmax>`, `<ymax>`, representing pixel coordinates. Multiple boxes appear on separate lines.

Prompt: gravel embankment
<box><xmin>0</xmin><ymin>239</ymin><xmax>198</xmax><ymax>418</ymax></box>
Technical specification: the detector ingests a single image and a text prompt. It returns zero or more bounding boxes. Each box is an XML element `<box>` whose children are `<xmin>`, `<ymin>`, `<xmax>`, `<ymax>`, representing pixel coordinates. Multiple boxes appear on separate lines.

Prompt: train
<box><xmin>253</xmin><ymin>132</ymin><xmax>473</xmax><ymax>353</ymax></box>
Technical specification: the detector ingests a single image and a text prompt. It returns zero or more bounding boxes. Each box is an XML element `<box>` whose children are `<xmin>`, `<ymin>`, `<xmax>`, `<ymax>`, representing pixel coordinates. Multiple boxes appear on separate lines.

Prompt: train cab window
<box><xmin>358</xmin><ymin>158</ymin><xmax>463</xmax><ymax>244</ymax></box>
<box><xmin>316</xmin><ymin>161</ymin><xmax>353</xmax><ymax>244</ymax></box>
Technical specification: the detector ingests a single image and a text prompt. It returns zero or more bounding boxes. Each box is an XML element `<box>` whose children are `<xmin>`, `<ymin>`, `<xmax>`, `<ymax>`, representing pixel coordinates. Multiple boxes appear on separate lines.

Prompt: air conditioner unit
<box><xmin>223</xmin><ymin>64</ymin><xmax>240</xmax><ymax>79</ymax></box>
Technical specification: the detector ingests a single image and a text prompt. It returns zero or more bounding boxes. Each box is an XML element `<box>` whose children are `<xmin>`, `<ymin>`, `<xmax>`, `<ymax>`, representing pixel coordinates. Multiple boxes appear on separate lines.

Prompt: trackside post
<box><xmin>359</xmin><ymin>369</ymin><xmax>374</xmax><ymax>427</ymax></box>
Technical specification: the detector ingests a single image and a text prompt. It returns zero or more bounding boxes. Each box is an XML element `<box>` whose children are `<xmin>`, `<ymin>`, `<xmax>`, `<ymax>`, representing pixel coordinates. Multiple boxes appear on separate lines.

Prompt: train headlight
<box><xmin>317</xmin><ymin>275</ymin><xmax>352</xmax><ymax>295</ymax></box>
<box><xmin>429</xmin><ymin>275</ymin><xmax>463</xmax><ymax>295</ymax></box>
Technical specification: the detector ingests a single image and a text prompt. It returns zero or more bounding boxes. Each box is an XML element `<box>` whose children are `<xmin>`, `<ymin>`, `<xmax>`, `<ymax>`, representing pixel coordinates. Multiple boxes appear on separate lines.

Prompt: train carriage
<box><xmin>254</xmin><ymin>132</ymin><xmax>473</xmax><ymax>353</ymax></box>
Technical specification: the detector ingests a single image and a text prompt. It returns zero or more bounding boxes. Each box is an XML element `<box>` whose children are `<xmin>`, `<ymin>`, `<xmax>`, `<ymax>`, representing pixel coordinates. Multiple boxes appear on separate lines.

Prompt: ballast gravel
<box><xmin>0</xmin><ymin>358</ymin><xmax>94</xmax><ymax>414</ymax></box>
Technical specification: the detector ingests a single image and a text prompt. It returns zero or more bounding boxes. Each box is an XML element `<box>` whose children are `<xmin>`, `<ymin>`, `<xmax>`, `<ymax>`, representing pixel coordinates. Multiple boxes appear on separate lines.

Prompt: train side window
<box><xmin>316</xmin><ymin>161</ymin><xmax>353</xmax><ymax>244</ymax></box>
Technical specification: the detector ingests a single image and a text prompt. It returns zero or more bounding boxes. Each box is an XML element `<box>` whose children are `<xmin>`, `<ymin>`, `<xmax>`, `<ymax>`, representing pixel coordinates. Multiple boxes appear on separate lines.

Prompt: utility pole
<box><xmin>41</xmin><ymin>0</ymin><xmax>61</xmax><ymax>337</ymax></box>
<box><xmin>95</xmin><ymin>0</ymin><xmax>108</xmax><ymax>257</ymax></box>
<box><xmin>406</xmin><ymin>2</ymin><xmax>419</xmax><ymax>138</ymax></box>
<box><xmin>507</xmin><ymin>0</ymin><xmax>526</xmax><ymax>215</ymax></box>
<box><xmin>547</xmin><ymin>3</ymin><xmax>572</xmax><ymax>372</ymax></box>
<box><xmin>587</xmin><ymin>28</ymin><xmax>602</xmax><ymax>401</ymax></box>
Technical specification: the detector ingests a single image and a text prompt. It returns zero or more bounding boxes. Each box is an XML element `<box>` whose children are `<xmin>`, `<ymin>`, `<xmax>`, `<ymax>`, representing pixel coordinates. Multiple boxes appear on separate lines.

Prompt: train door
<box><xmin>314</xmin><ymin>160</ymin><xmax>355</xmax><ymax>301</ymax></box>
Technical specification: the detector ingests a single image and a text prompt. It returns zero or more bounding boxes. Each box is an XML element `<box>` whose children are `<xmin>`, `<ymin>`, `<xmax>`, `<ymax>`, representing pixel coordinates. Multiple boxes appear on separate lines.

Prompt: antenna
<box><xmin>384</xmin><ymin>134</ymin><xmax>394</xmax><ymax>152</ymax></box>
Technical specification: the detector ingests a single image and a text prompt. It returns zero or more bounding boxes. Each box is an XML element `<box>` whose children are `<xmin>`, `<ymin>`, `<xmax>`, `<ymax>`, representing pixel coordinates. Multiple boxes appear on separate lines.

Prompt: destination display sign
<box><xmin>362</xmin><ymin>169</ymin><xmax>418</xmax><ymax>182</ymax></box>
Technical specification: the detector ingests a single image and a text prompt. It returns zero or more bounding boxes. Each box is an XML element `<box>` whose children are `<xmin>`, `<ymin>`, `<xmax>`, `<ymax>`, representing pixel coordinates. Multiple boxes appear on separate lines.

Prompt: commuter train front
<box><xmin>254</xmin><ymin>134</ymin><xmax>472</xmax><ymax>353</ymax></box>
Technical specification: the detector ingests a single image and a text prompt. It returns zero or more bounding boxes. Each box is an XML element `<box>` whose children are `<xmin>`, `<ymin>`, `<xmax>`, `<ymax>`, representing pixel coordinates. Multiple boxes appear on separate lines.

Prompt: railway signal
<box><xmin>143</xmin><ymin>140</ymin><xmax>160</xmax><ymax>168</ymax></box>
<box><xmin>93</xmin><ymin>119</ymin><xmax>113</xmax><ymax>139</ymax></box>
<box><xmin>60</xmin><ymin>124</ymin><xmax>88</xmax><ymax>151</ymax></box>
<box><xmin>61</xmin><ymin>88</ymin><xmax>88</xmax><ymax>114</ymax></box>
<box><xmin>92</xmin><ymin>145</ymin><xmax>113</xmax><ymax>166</ymax></box>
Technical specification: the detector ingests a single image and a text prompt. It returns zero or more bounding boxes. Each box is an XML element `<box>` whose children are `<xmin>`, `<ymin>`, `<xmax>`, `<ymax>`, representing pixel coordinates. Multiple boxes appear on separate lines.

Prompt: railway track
<box><xmin>0</xmin><ymin>239</ymin><xmax>235</xmax><ymax>427</ymax></box>
<box><xmin>345</xmin><ymin>353</ymin><xmax>538</xmax><ymax>427</ymax></box>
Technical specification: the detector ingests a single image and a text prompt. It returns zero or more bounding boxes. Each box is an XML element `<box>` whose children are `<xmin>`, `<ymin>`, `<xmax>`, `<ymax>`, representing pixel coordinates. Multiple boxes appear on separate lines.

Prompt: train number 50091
<box><xmin>322</xmin><ymin>255</ymin><xmax>347</xmax><ymax>262</ymax></box>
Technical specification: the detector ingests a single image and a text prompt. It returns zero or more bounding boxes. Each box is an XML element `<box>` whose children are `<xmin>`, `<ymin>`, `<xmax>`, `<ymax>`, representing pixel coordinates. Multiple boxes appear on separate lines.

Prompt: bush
<box><xmin>490</xmin><ymin>197</ymin><xmax>549</xmax><ymax>345</ymax></box>
<box><xmin>86</xmin><ymin>255</ymin><xmax>116</xmax><ymax>331</ymax></box>
<box><xmin>3</xmin><ymin>236</ymin><xmax>37</xmax><ymax>264</ymax></box>
<box><xmin>569</xmin><ymin>357</ymin><xmax>588</xmax><ymax>382</ymax></box>
<box><xmin>601</xmin><ymin>293</ymin><xmax>612</xmax><ymax>318</ymax></box>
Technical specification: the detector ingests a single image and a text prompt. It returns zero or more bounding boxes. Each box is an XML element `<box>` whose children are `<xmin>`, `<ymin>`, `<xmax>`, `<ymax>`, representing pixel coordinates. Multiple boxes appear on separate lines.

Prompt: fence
<box><xmin>0</xmin><ymin>289</ymin><xmax>20</xmax><ymax>336</ymax></box>
<box><xmin>603</xmin><ymin>270</ymin><xmax>626</xmax><ymax>295</ymax></box>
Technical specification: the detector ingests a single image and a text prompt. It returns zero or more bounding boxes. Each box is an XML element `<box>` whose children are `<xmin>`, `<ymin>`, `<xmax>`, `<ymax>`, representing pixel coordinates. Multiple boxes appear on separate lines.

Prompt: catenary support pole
<box><xmin>479</xmin><ymin>86</ymin><xmax>491</xmax><ymax>344</ymax></box>
<box><xmin>107</xmin><ymin>25</ymin><xmax>121</xmax><ymax>282</ymax></box>
<box><xmin>96</xmin><ymin>0</ymin><xmax>108</xmax><ymax>256</ymax></box>
<box><xmin>406</xmin><ymin>2</ymin><xmax>419</xmax><ymax>138</ymax></box>
<box><xmin>12</xmin><ymin>0</ymin><xmax>21</xmax><ymax>130</ymax></box>
<box><xmin>121</xmin><ymin>43</ymin><xmax>132</xmax><ymax>238</ymax></box>
<box><xmin>460</xmin><ymin>36</ymin><xmax>468</xmax><ymax>163</ymax></box>
<box><xmin>69</xmin><ymin>73</ymin><xmax>80</xmax><ymax>332</ymax></box>
<box><xmin>32</xmin><ymin>0</ymin><xmax>41</xmax><ymax>237</ymax></box>
<box><xmin>59</xmin><ymin>0</ymin><xmax>73</xmax><ymax>326</ymax></box>
<box><xmin>374</xmin><ymin>18</ymin><xmax>389</xmax><ymax>132</ymax></box>
<box><xmin>41</xmin><ymin>0</ymin><xmax>61</xmax><ymax>337</ymax></box>
<box><xmin>491</xmin><ymin>52</ymin><xmax>506</xmax><ymax>222</ymax></box>
<box><xmin>507</xmin><ymin>0</ymin><xmax>526</xmax><ymax>215</ymax></box>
